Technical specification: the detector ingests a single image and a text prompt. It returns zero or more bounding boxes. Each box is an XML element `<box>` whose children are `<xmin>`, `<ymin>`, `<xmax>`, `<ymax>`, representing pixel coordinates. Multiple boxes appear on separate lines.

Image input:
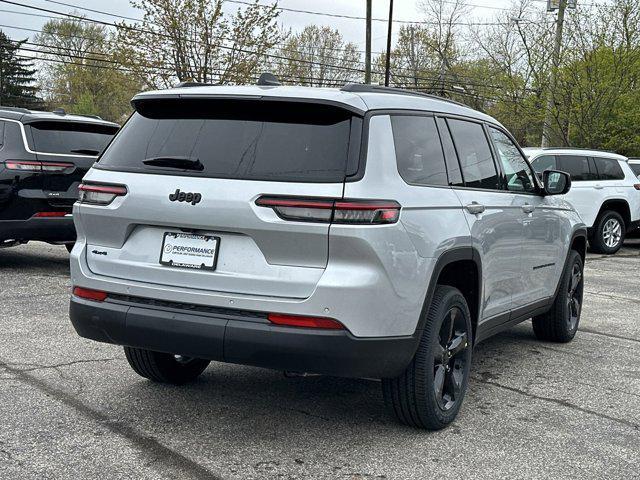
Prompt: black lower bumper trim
<box><xmin>0</xmin><ymin>217</ymin><xmax>75</xmax><ymax>242</ymax></box>
<box><xmin>69</xmin><ymin>296</ymin><xmax>419</xmax><ymax>379</ymax></box>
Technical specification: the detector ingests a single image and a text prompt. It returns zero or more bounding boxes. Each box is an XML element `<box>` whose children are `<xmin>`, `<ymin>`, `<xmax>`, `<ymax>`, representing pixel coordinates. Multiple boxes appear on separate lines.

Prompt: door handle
<box><xmin>522</xmin><ymin>204</ymin><xmax>535</xmax><ymax>214</ymax></box>
<box><xmin>465</xmin><ymin>202</ymin><xmax>485</xmax><ymax>215</ymax></box>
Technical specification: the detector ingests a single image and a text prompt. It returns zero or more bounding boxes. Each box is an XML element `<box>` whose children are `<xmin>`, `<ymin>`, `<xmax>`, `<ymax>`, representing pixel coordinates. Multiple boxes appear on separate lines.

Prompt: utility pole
<box><xmin>541</xmin><ymin>0</ymin><xmax>568</xmax><ymax>147</ymax></box>
<box><xmin>365</xmin><ymin>0</ymin><xmax>372</xmax><ymax>84</ymax></box>
<box><xmin>384</xmin><ymin>0</ymin><xmax>394</xmax><ymax>87</ymax></box>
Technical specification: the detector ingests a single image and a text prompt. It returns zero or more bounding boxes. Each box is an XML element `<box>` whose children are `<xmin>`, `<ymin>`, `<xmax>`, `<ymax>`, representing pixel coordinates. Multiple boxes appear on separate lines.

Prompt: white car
<box><xmin>524</xmin><ymin>148</ymin><xmax>640</xmax><ymax>254</ymax></box>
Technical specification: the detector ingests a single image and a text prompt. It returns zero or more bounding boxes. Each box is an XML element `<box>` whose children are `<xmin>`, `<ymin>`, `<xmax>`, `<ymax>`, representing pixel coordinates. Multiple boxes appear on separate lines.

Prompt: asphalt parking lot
<box><xmin>1</xmin><ymin>242</ymin><xmax>639</xmax><ymax>480</ymax></box>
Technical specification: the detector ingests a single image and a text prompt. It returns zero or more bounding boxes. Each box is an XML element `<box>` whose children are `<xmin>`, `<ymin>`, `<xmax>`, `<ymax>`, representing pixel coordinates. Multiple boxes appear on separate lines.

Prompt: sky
<box><xmin>0</xmin><ymin>0</ymin><xmax>564</xmax><ymax>54</ymax></box>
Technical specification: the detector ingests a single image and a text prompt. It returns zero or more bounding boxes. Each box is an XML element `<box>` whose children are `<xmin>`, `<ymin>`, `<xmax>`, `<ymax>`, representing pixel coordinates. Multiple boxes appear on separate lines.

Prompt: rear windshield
<box><xmin>96</xmin><ymin>99</ymin><xmax>360</xmax><ymax>183</ymax></box>
<box><xmin>27</xmin><ymin>121</ymin><xmax>118</xmax><ymax>155</ymax></box>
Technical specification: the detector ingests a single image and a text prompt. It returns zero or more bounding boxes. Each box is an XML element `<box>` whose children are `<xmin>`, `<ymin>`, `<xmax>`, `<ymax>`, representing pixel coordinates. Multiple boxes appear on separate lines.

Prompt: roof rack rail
<box><xmin>340</xmin><ymin>83</ymin><xmax>467</xmax><ymax>107</ymax></box>
<box><xmin>0</xmin><ymin>106</ymin><xmax>31</xmax><ymax>114</ymax></box>
<box><xmin>175</xmin><ymin>81</ymin><xmax>212</xmax><ymax>88</ymax></box>
<box><xmin>541</xmin><ymin>147</ymin><xmax>617</xmax><ymax>153</ymax></box>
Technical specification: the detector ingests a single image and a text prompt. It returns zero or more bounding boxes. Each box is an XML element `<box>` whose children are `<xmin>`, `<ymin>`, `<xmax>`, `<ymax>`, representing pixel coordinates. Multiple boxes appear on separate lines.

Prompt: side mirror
<box><xmin>543</xmin><ymin>170</ymin><xmax>571</xmax><ymax>195</ymax></box>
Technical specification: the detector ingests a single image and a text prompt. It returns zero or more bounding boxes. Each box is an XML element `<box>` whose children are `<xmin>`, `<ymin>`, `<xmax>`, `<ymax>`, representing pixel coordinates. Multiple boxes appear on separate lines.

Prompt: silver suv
<box><xmin>69</xmin><ymin>83</ymin><xmax>586</xmax><ymax>430</ymax></box>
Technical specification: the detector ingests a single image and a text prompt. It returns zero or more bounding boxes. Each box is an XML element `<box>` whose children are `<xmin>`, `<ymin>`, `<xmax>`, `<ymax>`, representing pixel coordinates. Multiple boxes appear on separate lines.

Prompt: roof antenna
<box><xmin>257</xmin><ymin>72</ymin><xmax>281</xmax><ymax>86</ymax></box>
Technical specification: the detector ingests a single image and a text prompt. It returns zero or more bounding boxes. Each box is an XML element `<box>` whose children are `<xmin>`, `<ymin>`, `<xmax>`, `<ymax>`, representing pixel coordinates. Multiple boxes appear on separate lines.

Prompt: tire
<box><xmin>590</xmin><ymin>210</ymin><xmax>625</xmax><ymax>254</ymax></box>
<box><xmin>123</xmin><ymin>347</ymin><xmax>210</xmax><ymax>385</ymax></box>
<box><xmin>65</xmin><ymin>243</ymin><xmax>74</xmax><ymax>253</ymax></box>
<box><xmin>382</xmin><ymin>285</ymin><xmax>473</xmax><ymax>430</ymax></box>
<box><xmin>532</xmin><ymin>250</ymin><xmax>584</xmax><ymax>343</ymax></box>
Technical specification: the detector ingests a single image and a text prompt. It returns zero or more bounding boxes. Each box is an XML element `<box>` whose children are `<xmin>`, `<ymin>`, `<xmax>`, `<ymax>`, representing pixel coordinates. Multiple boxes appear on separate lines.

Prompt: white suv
<box><xmin>525</xmin><ymin>148</ymin><xmax>640</xmax><ymax>254</ymax></box>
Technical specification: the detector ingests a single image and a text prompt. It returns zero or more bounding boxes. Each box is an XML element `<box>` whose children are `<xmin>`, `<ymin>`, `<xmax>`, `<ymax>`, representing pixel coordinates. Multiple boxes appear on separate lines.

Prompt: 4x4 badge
<box><xmin>169</xmin><ymin>189</ymin><xmax>202</xmax><ymax>205</ymax></box>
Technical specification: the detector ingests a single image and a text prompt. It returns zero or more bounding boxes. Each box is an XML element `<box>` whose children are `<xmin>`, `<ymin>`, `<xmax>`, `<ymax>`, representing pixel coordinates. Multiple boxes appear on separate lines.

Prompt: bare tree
<box><xmin>271</xmin><ymin>25</ymin><xmax>361</xmax><ymax>86</ymax></box>
<box><xmin>115</xmin><ymin>0</ymin><xmax>284</xmax><ymax>89</ymax></box>
<box><xmin>417</xmin><ymin>0</ymin><xmax>469</xmax><ymax>95</ymax></box>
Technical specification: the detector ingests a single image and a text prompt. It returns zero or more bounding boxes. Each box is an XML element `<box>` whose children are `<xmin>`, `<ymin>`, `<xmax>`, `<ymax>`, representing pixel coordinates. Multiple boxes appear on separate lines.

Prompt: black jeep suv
<box><xmin>0</xmin><ymin>107</ymin><xmax>119</xmax><ymax>251</ymax></box>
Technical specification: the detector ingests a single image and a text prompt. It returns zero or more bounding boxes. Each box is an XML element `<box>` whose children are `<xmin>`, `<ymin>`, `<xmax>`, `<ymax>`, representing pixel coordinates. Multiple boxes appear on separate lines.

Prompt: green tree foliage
<box><xmin>115</xmin><ymin>0</ymin><xmax>284</xmax><ymax>89</ymax></box>
<box><xmin>379</xmin><ymin>0</ymin><xmax>640</xmax><ymax>155</ymax></box>
<box><xmin>272</xmin><ymin>25</ymin><xmax>361</xmax><ymax>86</ymax></box>
<box><xmin>35</xmin><ymin>17</ymin><xmax>140</xmax><ymax>123</ymax></box>
<box><xmin>0</xmin><ymin>31</ymin><xmax>41</xmax><ymax>108</ymax></box>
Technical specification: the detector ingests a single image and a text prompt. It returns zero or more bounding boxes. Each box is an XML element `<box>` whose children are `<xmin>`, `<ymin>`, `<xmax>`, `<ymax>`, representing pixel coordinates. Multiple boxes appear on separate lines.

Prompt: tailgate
<box><xmin>78</xmin><ymin>97</ymin><xmax>361</xmax><ymax>299</ymax></box>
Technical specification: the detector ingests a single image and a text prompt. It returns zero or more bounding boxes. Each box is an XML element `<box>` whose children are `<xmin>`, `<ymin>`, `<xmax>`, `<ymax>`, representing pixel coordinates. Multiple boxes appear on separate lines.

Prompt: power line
<box><xmin>6</xmin><ymin>21</ymin><xmax>538</xmax><ymax>97</ymax></box>
<box><xmin>0</xmin><ymin>0</ymin><xmax>373</xmax><ymax>74</ymax></box>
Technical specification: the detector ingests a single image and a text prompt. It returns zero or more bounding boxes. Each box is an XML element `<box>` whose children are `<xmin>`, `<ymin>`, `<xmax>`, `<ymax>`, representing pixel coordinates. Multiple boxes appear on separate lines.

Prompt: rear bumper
<box><xmin>0</xmin><ymin>216</ymin><xmax>75</xmax><ymax>242</ymax></box>
<box><xmin>69</xmin><ymin>296</ymin><xmax>419</xmax><ymax>379</ymax></box>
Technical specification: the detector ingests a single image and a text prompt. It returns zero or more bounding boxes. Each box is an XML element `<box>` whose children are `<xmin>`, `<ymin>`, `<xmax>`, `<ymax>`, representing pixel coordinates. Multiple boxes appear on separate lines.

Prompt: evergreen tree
<box><xmin>0</xmin><ymin>31</ymin><xmax>41</xmax><ymax>108</ymax></box>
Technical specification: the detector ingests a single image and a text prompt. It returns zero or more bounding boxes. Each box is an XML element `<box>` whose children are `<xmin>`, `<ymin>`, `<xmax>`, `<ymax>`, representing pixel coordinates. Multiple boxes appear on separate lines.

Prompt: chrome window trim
<box><xmin>0</xmin><ymin>117</ymin><xmax>99</xmax><ymax>159</ymax></box>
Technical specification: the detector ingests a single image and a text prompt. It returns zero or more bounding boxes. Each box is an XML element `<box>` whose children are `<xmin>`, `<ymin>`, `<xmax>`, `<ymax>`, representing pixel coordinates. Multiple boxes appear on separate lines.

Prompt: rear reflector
<box><xmin>256</xmin><ymin>196</ymin><xmax>401</xmax><ymax>224</ymax></box>
<box><xmin>4</xmin><ymin>160</ymin><xmax>74</xmax><ymax>172</ymax></box>
<box><xmin>33</xmin><ymin>211</ymin><xmax>67</xmax><ymax>218</ymax></box>
<box><xmin>72</xmin><ymin>286</ymin><xmax>108</xmax><ymax>302</ymax></box>
<box><xmin>268</xmin><ymin>313</ymin><xmax>344</xmax><ymax>330</ymax></box>
<box><xmin>78</xmin><ymin>183</ymin><xmax>127</xmax><ymax>205</ymax></box>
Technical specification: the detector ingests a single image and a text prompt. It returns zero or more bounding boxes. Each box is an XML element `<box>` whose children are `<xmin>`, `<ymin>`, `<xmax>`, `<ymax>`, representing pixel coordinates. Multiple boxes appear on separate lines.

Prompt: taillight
<box><xmin>72</xmin><ymin>286</ymin><xmax>108</xmax><ymax>302</ymax></box>
<box><xmin>78</xmin><ymin>183</ymin><xmax>127</xmax><ymax>205</ymax></box>
<box><xmin>268</xmin><ymin>313</ymin><xmax>344</xmax><ymax>330</ymax></box>
<box><xmin>33</xmin><ymin>212</ymin><xmax>68</xmax><ymax>218</ymax></box>
<box><xmin>256</xmin><ymin>196</ymin><xmax>401</xmax><ymax>224</ymax></box>
<box><xmin>40</xmin><ymin>162</ymin><xmax>75</xmax><ymax>173</ymax></box>
<box><xmin>634</xmin><ymin>184</ymin><xmax>640</xmax><ymax>191</ymax></box>
<box><xmin>4</xmin><ymin>160</ymin><xmax>74</xmax><ymax>172</ymax></box>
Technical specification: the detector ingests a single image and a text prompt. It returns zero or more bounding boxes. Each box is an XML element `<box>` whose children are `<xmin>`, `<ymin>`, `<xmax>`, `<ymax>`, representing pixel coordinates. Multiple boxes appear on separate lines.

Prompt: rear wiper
<box><xmin>142</xmin><ymin>156</ymin><xmax>204</xmax><ymax>171</ymax></box>
<box><xmin>70</xmin><ymin>148</ymin><xmax>100</xmax><ymax>155</ymax></box>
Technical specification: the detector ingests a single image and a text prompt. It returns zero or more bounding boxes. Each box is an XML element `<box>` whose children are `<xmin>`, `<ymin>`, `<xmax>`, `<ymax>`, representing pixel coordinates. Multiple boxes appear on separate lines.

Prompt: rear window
<box><xmin>593</xmin><ymin>157</ymin><xmax>625</xmax><ymax>180</ymax></box>
<box><xmin>97</xmin><ymin>99</ymin><xmax>360</xmax><ymax>183</ymax></box>
<box><xmin>27</xmin><ymin>121</ymin><xmax>118</xmax><ymax>155</ymax></box>
<box><xmin>390</xmin><ymin>115</ymin><xmax>448</xmax><ymax>186</ymax></box>
<box><xmin>629</xmin><ymin>163</ymin><xmax>640</xmax><ymax>176</ymax></box>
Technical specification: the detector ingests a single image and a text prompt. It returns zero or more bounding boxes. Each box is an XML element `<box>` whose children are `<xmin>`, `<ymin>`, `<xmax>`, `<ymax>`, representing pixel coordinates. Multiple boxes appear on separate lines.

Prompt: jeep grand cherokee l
<box><xmin>69</xmin><ymin>83</ymin><xmax>586</xmax><ymax>430</ymax></box>
<box><xmin>0</xmin><ymin>107</ymin><xmax>119</xmax><ymax>251</ymax></box>
<box><xmin>525</xmin><ymin>148</ymin><xmax>640</xmax><ymax>254</ymax></box>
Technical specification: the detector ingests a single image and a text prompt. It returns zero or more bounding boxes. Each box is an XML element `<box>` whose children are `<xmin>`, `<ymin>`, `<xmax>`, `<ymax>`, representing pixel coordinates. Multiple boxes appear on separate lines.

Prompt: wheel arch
<box><xmin>552</xmin><ymin>228</ymin><xmax>587</xmax><ymax>301</ymax></box>
<box><xmin>416</xmin><ymin>247</ymin><xmax>482</xmax><ymax>345</ymax></box>
<box><xmin>598</xmin><ymin>199</ymin><xmax>631</xmax><ymax>229</ymax></box>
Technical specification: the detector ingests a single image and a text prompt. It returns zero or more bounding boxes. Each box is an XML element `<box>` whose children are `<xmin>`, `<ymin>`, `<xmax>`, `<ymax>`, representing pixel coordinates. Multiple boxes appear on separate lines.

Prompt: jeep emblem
<box><xmin>169</xmin><ymin>189</ymin><xmax>202</xmax><ymax>205</ymax></box>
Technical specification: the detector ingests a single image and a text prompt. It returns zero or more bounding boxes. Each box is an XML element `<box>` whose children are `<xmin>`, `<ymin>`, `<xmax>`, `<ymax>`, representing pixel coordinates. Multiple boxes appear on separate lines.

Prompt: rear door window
<box><xmin>447</xmin><ymin>119</ymin><xmax>499</xmax><ymax>190</ymax></box>
<box><xmin>593</xmin><ymin>157</ymin><xmax>625</xmax><ymax>180</ymax></box>
<box><xmin>98</xmin><ymin>99</ymin><xmax>359</xmax><ymax>183</ymax></box>
<box><xmin>27</xmin><ymin>121</ymin><xmax>118</xmax><ymax>155</ymax></box>
<box><xmin>556</xmin><ymin>155</ymin><xmax>595</xmax><ymax>181</ymax></box>
<box><xmin>390</xmin><ymin>115</ymin><xmax>448</xmax><ymax>186</ymax></box>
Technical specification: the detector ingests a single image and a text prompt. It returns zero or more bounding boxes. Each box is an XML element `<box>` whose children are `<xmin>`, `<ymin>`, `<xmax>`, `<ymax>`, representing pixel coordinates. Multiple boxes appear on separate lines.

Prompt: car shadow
<box><xmin>0</xmin><ymin>244</ymin><xmax>69</xmax><ymax>275</ymax></box>
<box><xmin>113</xmin><ymin>324</ymin><xmax>537</xmax><ymax>437</ymax></box>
